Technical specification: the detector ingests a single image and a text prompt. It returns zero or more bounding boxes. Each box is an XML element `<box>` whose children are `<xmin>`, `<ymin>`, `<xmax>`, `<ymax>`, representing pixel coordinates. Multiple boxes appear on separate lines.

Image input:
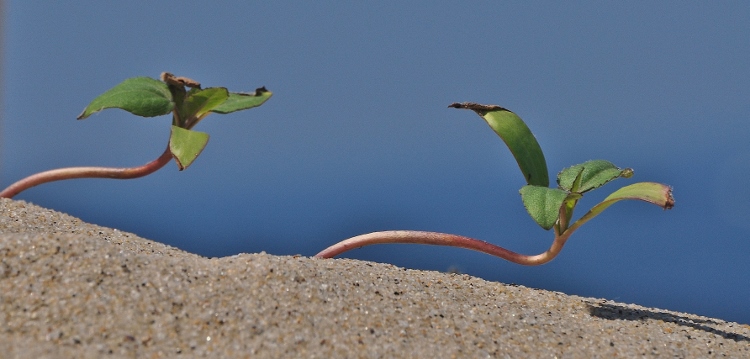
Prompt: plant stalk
<box><xmin>0</xmin><ymin>145</ymin><xmax>173</xmax><ymax>198</ymax></box>
<box><xmin>315</xmin><ymin>229</ymin><xmax>574</xmax><ymax>266</ymax></box>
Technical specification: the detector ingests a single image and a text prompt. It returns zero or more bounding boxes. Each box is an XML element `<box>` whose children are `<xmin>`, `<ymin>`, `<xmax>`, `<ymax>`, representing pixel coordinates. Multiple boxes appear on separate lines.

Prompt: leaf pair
<box><xmin>451</xmin><ymin>103</ymin><xmax>673</xmax><ymax>234</ymax></box>
<box><xmin>77</xmin><ymin>75</ymin><xmax>272</xmax><ymax>170</ymax></box>
<box><xmin>520</xmin><ymin>160</ymin><xmax>636</xmax><ymax>230</ymax></box>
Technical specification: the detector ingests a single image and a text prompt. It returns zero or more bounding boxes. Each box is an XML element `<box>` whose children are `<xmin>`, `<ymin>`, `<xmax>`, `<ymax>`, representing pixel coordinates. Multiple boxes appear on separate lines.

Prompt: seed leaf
<box><xmin>212</xmin><ymin>87</ymin><xmax>273</xmax><ymax>114</ymax></box>
<box><xmin>450</xmin><ymin>103</ymin><xmax>548</xmax><ymax>187</ymax></box>
<box><xmin>169</xmin><ymin>125</ymin><xmax>210</xmax><ymax>170</ymax></box>
<box><xmin>566</xmin><ymin>182</ymin><xmax>675</xmax><ymax>233</ymax></box>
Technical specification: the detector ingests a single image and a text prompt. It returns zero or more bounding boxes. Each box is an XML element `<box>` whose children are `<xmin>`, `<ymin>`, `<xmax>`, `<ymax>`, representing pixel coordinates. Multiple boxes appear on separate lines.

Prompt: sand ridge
<box><xmin>1</xmin><ymin>198</ymin><xmax>748</xmax><ymax>358</ymax></box>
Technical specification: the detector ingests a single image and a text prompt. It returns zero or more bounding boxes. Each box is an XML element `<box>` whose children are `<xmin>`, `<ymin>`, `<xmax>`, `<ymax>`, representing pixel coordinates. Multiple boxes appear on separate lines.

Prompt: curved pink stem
<box><xmin>315</xmin><ymin>230</ymin><xmax>573</xmax><ymax>266</ymax></box>
<box><xmin>0</xmin><ymin>145</ymin><xmax>173</xmax><ymax>198</ymax></box>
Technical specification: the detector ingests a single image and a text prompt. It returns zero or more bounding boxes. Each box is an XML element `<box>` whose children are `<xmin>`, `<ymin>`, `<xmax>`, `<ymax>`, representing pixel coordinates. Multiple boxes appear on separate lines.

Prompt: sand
<box><xmin>1</xmin><ymin>197</ymin><xmax>748</xmax><ymax>358</ymax></box>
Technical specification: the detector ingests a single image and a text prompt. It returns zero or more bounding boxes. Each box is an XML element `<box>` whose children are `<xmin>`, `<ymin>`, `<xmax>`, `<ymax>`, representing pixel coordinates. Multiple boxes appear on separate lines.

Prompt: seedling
<box><xmin>0</xmin><ymin>73</ymin><xmax>272</xmax><ymax>198</ymax></box>
<box><xmin>316</xmin><ymin>103</ymin><xmax>674</xmax><ymax>265</ymax></box>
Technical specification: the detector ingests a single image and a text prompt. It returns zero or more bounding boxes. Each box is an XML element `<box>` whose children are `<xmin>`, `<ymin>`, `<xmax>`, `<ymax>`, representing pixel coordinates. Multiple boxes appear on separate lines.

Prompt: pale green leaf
<box><xmin>212</xmin><ymin>87</ymin><xmax>273</xmax><ymax>114</ymax></box>
<box><xmin>567</xmin><ymin>182</ymin><xmax>674</xmax><ymax>233</ymax></box>
<box><xmin>169</xmin><ymin>125</ymin><xmax>210</xmax><ymax>170</ymax></box>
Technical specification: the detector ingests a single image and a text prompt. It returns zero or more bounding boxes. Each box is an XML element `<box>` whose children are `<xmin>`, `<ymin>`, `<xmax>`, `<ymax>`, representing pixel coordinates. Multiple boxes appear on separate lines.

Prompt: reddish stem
<box><xmin>0</xmin><ymin>145</ymin><xmax>173</xmax><ymax>198</ymax></box>
<box><xmin>314</xmin><ymin>230</ymin><xmax>573</xmax><ymax>266</ymax></box>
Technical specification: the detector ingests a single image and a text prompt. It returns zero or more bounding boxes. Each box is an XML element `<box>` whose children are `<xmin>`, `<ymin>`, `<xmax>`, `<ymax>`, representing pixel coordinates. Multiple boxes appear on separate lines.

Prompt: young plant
<box><xmin>0</xmin><ymin>73</ymin><xmax>272</xmax><ymax>198</ymax></box>
<box><xmin>315</xmin><ymin>102</ymin><xmax>674</xmax><ymax>265</ymax></box>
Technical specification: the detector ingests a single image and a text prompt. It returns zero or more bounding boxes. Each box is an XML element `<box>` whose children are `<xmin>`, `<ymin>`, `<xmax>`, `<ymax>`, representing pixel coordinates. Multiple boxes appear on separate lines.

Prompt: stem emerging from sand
<box><xmin>0</xmin><ymin>145</ymin><xmax>173</xmax><ymax>199</ymax></box>
<box><xmin>314</xmin><ymin>228</ymin><xmax>576</xmax><ymax>265</ymax></box>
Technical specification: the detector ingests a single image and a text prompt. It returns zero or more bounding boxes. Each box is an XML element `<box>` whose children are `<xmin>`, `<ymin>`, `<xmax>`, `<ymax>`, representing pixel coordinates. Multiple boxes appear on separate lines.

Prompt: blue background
<box><xmin>3</xmin><ymin>2</ymin><xmax>749</xmax><ymax>324</ymax></box>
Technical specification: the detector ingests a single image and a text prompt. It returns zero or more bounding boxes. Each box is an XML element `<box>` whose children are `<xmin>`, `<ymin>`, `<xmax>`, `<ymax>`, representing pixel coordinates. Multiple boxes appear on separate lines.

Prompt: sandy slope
<box><xmin>1</xmin><ymin>198</ymin><xmax>748</xmax><ymax>358</ymax></box>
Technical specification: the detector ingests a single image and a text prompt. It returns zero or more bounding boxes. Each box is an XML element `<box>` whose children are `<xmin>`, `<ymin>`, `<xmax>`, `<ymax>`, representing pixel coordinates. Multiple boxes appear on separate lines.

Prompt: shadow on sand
<box><xmin>588</xmin><ymin>301</ymin><xmax>750</xmax><ymax>343</ymax></box>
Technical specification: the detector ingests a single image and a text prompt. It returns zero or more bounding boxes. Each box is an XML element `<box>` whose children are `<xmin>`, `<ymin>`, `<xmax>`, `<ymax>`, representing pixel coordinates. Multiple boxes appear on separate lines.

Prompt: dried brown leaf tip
<box><xmin>448</xmin><ymin>102</ymin><xmax>508</xmax><ymax>112</ymax></box>
<box><xmin>664</xmin><ymin>187</ymin><xmax>675</xmax><ymax>210</ymax></box>
<box><xmin>160</xmin><ymin>72</ymin><xmax>201</xmax><ymax>89</ymax></box>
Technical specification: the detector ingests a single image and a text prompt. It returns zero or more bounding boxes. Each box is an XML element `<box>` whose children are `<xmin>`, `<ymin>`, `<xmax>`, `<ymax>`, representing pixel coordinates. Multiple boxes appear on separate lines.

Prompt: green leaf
<box><xmin>558</xmin><ymin>167</ymin><xmax>585</xmax><ymax>231</ymax></box>
<box><xmin>566</xmin><ymin>182</ymin><xmax>675</xmax><ymax>233</ymax></box>
<box><xmin>212</xmin><ymin>87</ymin><xmax>273</xmax><ymax>114</ymax></box>
<box><xmin>77</xmin><ymin>77</ymin><xmax>173</xmax><ymax>119</ymax></box>
<box><xmin>450</xmin><ymin>103</ymin><xmax>548</xmax><ymax>187</ymax></box>
<box><xmin>557</xmin><ymin>160</ymin><xmax>633</xmax><ymax>193</ymax></box>
<box><xmin>180</xmin><ymin>87</ymin><xmax>230</xmax><ymax>128</ymax></box>
<box><xmin>169</xmin><ymin>125</ymin><xmax>210</xmax><ymax>170</ymax></box>
<box><xmin>519</xmin><ymin>185</ymin><xmax>570</xmax><ymax>230</ymax></box>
